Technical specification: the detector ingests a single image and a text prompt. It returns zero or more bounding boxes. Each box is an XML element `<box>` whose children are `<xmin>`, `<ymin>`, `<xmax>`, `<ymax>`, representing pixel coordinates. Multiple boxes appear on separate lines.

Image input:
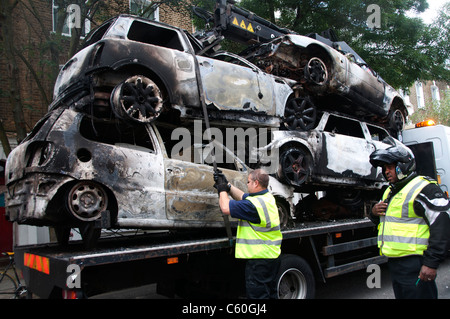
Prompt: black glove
<box><xmin>213</xmin><ymin>170</ymin><xmax>230</xmax><ymax>193</ymax></box>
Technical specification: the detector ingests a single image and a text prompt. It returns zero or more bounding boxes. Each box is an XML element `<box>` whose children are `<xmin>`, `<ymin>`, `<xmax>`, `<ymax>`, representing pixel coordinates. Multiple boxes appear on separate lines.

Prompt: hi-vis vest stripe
<box><xmin>24</xmin><ymin>253</ymin><xmax>50</xmax><ymax>274</ymax></box>
<box><xmin>235</xmin><ymin>192</ymin><xmax>282</xmax><ymax>259</ymax></box>
<box><xmin>378</xmin><ymin>176</ymin><xmax>434</xmax><ymax>257</ymax></box>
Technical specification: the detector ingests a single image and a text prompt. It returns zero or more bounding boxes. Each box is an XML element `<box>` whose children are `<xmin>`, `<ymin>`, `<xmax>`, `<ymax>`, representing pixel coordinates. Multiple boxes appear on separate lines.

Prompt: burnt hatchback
<box><xmin>4</xmin><ymin>107</ymin><xmax>294</xmax><ymax>247</ymax></box>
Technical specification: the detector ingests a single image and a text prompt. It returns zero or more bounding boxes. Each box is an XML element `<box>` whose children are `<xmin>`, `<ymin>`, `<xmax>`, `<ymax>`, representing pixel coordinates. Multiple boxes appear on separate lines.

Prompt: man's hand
<box><xmin>213</xmin><ymin>170</ymin><xmax>230</xmax><ymax>194</ymax></box>
<box><xmin>419</xmin><ymin>265</ymin><xmax>437</xmax><ymax>282</ymax></box>
<box><xmin>372</xmin><ymin>201</ymin><xmax>388</xmax><ymax>217</ymax></box>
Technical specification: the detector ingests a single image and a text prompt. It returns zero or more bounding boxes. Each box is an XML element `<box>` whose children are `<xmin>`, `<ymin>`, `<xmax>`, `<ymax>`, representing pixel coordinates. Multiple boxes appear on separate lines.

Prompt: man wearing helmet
<box><xmin>369</xmin><ymin>143</ymin><xmax>450</xmax><ymax>299</ymax></box>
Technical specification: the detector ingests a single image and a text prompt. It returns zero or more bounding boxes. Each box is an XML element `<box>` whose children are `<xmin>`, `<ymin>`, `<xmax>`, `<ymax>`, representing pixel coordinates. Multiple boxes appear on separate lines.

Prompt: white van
<box><xmin>402</xmin><ymin>120</ymin><xmax>450</xmax><ymax>196</ymax></box>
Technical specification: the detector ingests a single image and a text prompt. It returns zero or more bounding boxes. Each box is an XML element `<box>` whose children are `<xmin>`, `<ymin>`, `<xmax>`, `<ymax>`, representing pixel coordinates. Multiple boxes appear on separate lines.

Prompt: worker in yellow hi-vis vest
<box><xmin>214</xmin><ymin>168</ymin><xmax>282</xmax><ymax>299</ymax></box>
<box><xmin>370</xmin><ymin>142</ymin><xmax>450</xmax><ymax>299</ymax></box>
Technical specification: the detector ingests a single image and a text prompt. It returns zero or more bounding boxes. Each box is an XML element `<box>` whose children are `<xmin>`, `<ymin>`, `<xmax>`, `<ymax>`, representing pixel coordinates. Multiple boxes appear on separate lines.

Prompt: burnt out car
<box><xmin>4</xmin><ymin>108</ymin><xmax>294</xmax><ymax>247</ymax></box>
<box><xmin>51</xmin><ymin>14</ymin><xmax>407</xmax><ymax>137</ymax></box>
<box><xmin>246</xmin><ymin>34</ymin><xmax>408</xmax><ymax>136</ymax></box>
<box><xmin>255</xmin><ymin>111</ymin><xmax>399</xmax><ymax>192</ymax></box>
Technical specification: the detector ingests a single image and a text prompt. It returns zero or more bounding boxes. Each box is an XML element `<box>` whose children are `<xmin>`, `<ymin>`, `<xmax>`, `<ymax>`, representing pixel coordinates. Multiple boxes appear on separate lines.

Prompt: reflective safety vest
<box><xmin>235</xmin><ymin>192</ymin><xmax>283</xmax><ymax>259</ymax></box>
<box><xmin>378</xmin><ymin>176</ymin><xmax>436</xmax><ymax>257</ymax></box>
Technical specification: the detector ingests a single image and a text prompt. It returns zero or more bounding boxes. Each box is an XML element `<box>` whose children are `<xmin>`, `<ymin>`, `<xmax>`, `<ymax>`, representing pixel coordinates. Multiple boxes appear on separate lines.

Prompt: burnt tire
<box><xmin>276</xmin><ymin>254</ymin><xmax>315</xmax><ymax>299</ymax></box>
<box><xmin>54</xmin><ymin>226</ymin><xmax>71</xmax><ymax>247</ymax></box>
<box><xmin>279</xmin><ymin>147</ymin><xmax>311</xmax><ymax>187</ymax></box>
<box><xmin>283</xmin><ymin>96</ymin><xmax>317</xmax><ymax>131</ymax></box>
<box><xmin>111</xmin><ymin>75</ymin><xmax>163</xmax><ymax>123</ymax></box>
<box><xmin>79</xmin><ymin>223</ymin><xmax>101</xmax><ymax>249</ymax></box>
<box><xmin>389</xmin><ymin>109</ymin><xmax>405</xmax><ymax>140</ymax></box>
<box><xmin>275</xmin><ymin>197</ymin><xmax>290</xmax><ymax>229</ymax></box>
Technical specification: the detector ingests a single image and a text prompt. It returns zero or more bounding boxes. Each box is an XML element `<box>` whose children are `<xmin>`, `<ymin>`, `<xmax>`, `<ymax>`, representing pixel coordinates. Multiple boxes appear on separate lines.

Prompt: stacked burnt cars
<box><xmin>4</xmin><ymin>4</ymin><xmax>409</xmax><ymax>247</ymax></box>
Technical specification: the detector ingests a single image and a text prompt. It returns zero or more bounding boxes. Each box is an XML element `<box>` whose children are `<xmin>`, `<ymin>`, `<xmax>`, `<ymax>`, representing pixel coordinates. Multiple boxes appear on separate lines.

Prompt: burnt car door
<box><xmin>346</xmin><ymin>60</ymin><xmax>385</xmax><ymax>111</ymax></box>
<box><xmin>162</xmin><ymin>133</ymin><xmax>248</xmax><ymax>224</ymax></box>
<box><xmin>315</xmin><ymin>113</ymin><xmax>379</xmax><ymax>184</ymax></box>
<box><xmin>197</xmin><ymin>53</ymin><xmax>278</xmax><ymax>115</ymax></box>
<box><xmin>76</xmin><ymin>116</ymin><xmax>167</xmax><ymax>222</ymax></box>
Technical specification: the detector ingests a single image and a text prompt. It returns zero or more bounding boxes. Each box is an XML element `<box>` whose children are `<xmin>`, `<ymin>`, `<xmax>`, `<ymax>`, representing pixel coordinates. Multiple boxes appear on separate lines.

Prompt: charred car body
<box><xmin>5</xmin><ymin>3</ymin><xmax>408</xmax><ymax>246</ymax></box>
<box><xmin>5</xmin><ymin>107</ymin><xmax>294</xmax><ymax>245</ymax></box>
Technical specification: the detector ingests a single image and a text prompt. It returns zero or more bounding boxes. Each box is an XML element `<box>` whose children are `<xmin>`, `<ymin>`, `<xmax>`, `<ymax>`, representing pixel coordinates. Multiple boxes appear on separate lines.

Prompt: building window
<box><xmin>415</xmin><ymin>81</ymin><xmax>425</xmax><ymax>109</ymax></box>
<box><xmin>52</xmin><ymin>1</ymin><xmax>90</xmax><ymax>37</ymax></box>
<box><xmin>431</xmin><ymin>81</ymin><xmax>441</xmax><ymax>103</ymax></box>
<box><xmin>130</xmin><ymin>0</ymin><xmax>159</xmax><ymax>21</ymax></box>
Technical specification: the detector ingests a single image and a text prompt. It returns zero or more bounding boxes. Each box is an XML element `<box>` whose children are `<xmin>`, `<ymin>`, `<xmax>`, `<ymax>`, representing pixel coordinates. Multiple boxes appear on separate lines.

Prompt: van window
<box><xmin>80</xmin><ymin>117</ymin><xmax>155</xmax><ymax>152</ymax></box>
<box><xmin>324</xmin><ymin>115</ymin><xmax>365</xmax><ymax>139</ymax></box>
<box><xmin>127</xmin><ymin>21</ymin><xmax>184</xmax><ymax>51</ymax></box>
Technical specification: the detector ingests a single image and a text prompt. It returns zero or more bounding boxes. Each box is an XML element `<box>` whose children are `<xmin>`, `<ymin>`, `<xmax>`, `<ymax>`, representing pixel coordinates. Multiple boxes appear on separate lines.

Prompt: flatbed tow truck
<box><xmin>9</xmin><ymin>0</ymin><xmax>395</xmax><ymax>299</ymax></box>
<box><xmin>15</xmin><ymin>121</ymin><xmax>447</xmax><ymax>299</ymax></box>
<box><xmin>14</xmin><ymin>217</ymin><xmax>384</xmax><ymax>299</ymax></box>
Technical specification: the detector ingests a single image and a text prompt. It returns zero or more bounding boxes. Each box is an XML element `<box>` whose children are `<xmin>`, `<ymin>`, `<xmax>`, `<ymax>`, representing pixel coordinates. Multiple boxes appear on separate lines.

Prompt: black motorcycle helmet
<box><xmin>369</xmin><ymin>144</ymin><xmax>416</xmax><ymax>181</ymax></box>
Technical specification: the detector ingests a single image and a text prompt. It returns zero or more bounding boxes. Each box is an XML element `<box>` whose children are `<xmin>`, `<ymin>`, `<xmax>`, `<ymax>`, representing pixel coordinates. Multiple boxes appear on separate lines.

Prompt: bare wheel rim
<box><xmin>305</xmin><ymin>57</ymin><xmax>328</xmax><ymax>85</ymax></box>
<box><xmin>67</xmin><ymin>181</ymin><xmax>108</xmax><ymax>221</ymax></box>
<box><xmin>278</xmin><ymin>268</ymin><xmax>308</xmax><ymax>299</ymax></box>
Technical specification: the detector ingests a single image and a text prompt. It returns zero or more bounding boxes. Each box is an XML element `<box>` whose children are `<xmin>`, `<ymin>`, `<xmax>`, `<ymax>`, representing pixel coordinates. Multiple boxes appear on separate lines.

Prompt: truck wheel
<box><xmin>283</xmin><ymin>96</ymin><xmax>317</xmax><ymax>131</ymax></box>
<box><xmin>111</xmin><ymin>75</ymin><xmax>163</xmax><ymax>123</ymax></box>
<box><xmin>276</xmin><ymin>254</ymin><xmax>315</xmax><ymax>299</ymax></box>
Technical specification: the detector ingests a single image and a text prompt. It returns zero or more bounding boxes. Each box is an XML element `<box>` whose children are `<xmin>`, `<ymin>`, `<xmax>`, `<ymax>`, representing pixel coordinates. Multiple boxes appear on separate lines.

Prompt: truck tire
<box><xmin>276</xmin><ymin>254</ymin><xmax>315</xmax><ymax>299</ymax></box>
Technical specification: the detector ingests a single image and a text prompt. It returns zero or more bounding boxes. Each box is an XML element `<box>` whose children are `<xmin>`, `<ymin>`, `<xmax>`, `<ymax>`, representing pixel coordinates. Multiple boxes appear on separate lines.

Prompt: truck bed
<box><xmin>14</xmin><ymin>217</ymin><xmax>379</xmax><ymax>298</ymax></box>
<box><xmin>16</xmin><ymin>218</ymin><xmax>374</xmax><ymax>265</ymax></box>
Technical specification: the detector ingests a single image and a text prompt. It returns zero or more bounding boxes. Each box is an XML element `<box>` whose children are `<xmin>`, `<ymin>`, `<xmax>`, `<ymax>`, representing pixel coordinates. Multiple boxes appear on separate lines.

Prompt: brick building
<box><xmin>407</xmin><ymin>80</ymin><xmax>449</xmax><ymax>111</ymax></box>
<box><xmin>0</xmin><ymin>0</ymin><xmax>193</xmax><ymax>159</ymax></box>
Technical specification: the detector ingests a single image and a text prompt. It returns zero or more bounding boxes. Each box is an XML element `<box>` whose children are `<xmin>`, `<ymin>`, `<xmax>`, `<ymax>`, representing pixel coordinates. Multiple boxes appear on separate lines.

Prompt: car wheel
<box><xmin>304</xmin><ymin>57</ymin><xmax>328</xmax><ymax>86</ymax></box>
<box><xmin>66</xmin><ymin>181</ymin><xmax>108</xmax><ymax>222</ymax></box>
<box><xmin>283</xmin><ymin>96</ymin><xmax>317</xmax><ymax>131</ymax></box>
<box><xmin>111</xmin><ymin>75</ymin><xmax>163</xmax><ymax>123</ymax></box>
<box><xmin>389</xmin><ymin>109</ymin><xmax>405</xmax><ymax>140</ymax></box>
<box><xmin>279</xmin><ymin>147</ymin><xmax>311</xmax><ymax>187</ymax></box>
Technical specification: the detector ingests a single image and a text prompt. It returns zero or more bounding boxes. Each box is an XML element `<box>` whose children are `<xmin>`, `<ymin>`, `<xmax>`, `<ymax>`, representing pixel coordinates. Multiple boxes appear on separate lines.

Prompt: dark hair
<box><xmin>250</xmin><ymin>169</ymin><xmax>269</xmax><ymax>188</ymax></box>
